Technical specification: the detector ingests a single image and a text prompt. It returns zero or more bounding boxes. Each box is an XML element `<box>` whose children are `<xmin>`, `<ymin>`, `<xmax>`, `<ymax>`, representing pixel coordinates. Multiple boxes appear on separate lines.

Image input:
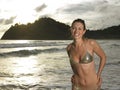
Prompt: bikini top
<box><xmin>80</xmin><ymin>51</ymin><xmax>93</xmax><ymax>63</ymax></box>
<box><xmin>70</xmin><ymin>44</ymin><xmax>93</xmax><ymax>64</ymax></box>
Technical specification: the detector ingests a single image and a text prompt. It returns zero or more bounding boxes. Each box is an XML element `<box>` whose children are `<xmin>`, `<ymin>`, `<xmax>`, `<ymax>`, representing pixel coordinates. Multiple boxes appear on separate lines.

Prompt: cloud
<box><xmin>57</xmin><ymin>0</ymin><xmax>112</xmax><ymax>15</ymax></box>
<box><xmin>0</xmin><ymin>16</ymin><xmax>16</xmax><ymax>25</ymax></box>
<box><xmin>0</xmin><ymin>19</ymin><xmax>4</xmax><ymax>24</ymax></box>
<box><xmin>90</xmin><ymin>0</ymin><xmax>120</xmax><ymax>29</ymax></box>
<box><xmin>35</xmin><ymin>4</ymin><xmax>47</xmax><ymax>12</ymax></box>
<box><xmin>57</xmin><ymin>2</ymin><xmax>94</xmax><ymax>14</ymax></box>
<box><xmin>55</xmin><ymin>0</ymin><xmax>120</xmax><ymax>29</ymax></box>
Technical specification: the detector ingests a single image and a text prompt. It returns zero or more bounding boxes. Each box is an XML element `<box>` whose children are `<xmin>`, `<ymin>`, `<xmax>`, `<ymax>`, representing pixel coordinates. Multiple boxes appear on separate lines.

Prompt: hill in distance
<box><xmin>1</xmin><ymin>17</ymin><xmax>120</xmax><ymax>40</ymax></box>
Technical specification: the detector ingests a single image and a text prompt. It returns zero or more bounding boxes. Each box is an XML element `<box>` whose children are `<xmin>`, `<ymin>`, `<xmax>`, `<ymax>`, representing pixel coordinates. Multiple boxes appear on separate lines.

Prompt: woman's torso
<box><xmin>71</xmin><ymin>61</ymin><xmax>97</xmax><ymax>87</ymax></box>
<box><xmin>68</xmin><ymin>39</ymin><xmax>98</xmax><ymax>87</ymax></box>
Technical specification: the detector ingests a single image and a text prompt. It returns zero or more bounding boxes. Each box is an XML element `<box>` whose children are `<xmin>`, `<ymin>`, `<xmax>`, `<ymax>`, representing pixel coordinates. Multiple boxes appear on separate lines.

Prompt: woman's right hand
<box><xmin>71</xmin><ymin>75</ymin><xmax>75</xmax><ymax>83</ymax></box>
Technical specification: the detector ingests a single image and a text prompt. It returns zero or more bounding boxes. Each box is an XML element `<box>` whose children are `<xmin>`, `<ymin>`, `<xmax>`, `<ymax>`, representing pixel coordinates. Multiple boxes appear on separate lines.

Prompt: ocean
<box><xmin>0</xmin><ymin>40</ymin><xmax>120</xmax><ymax>90</ymax></box>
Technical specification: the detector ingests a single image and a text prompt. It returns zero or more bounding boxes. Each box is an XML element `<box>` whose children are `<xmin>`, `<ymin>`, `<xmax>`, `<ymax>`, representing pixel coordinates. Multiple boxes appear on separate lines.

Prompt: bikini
<box><xmin>70</xmin><ymin>51</ymin><xmax>94</xmax><ymax>90</ymax></box>
<box><xmin>69</xmin><ymin>43</ymin><xmax>94</xmax><ymax>90</ymax></box>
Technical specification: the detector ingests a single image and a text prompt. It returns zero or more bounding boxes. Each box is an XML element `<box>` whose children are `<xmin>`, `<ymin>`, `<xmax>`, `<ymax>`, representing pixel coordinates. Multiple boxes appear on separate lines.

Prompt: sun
<box><xmin>1</xmin><ymin>0</ymin><xmax>42</xmax><ymax>25</ymax></box>
<box><xmin>12</xmin><ymin>0</ymin><xmax>38</xmax><ymax>24</ymax></box>
<box><xmin>14</xmin><ymin>11</ymin><xmax>36</xmax><ymax>24</ymax></box>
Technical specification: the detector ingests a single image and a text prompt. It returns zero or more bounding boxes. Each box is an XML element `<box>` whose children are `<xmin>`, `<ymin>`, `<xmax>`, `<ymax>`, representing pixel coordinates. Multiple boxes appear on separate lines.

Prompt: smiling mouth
<box><xmin>74</xmin><ymin>33</ymin><xmax>80</xmax><ymax>37</ymax></box>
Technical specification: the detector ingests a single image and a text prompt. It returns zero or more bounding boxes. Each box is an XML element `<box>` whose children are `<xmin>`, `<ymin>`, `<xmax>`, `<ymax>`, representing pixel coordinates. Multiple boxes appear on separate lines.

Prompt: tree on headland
<box><xmin>1</xmin><ymin>17</ymin><xmax>120</xmax><ymax>40</ymax></box>
<box><xmin>1</xmin><ymin>17</ymin><xmax>71</xmax><ymax>40</ymax></box>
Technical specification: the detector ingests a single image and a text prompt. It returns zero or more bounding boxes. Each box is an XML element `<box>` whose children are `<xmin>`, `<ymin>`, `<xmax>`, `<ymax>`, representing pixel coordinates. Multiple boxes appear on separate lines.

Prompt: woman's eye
<box><xmin>71</xmin><ymin>27</ymin><xmax>75</xmax><ymax>30</ymax></box>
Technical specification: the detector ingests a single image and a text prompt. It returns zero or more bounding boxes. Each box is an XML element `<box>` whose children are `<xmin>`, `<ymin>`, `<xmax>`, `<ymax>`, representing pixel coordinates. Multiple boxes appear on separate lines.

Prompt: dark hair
<box><xmin>71</xmin><ymin>19</ymin><xmax>86</xmax><ymax>30</ymax></box>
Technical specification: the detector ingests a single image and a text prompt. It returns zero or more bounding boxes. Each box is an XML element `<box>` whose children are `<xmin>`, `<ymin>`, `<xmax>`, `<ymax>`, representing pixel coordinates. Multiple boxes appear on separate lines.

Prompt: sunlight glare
<box><xmin>0</xmin><ymin>0</ymin><xmax>39</xmax><ymax>24</ymax></box>
<box><xmin>12</xmin><ymin>0</ymin><xmax>37</xmax><ymax>24</ymax></box>
<box><xmin>12</xmin><ymin>57</ymin><xmax>38</xmax><ymax>74</ymax></box>
<box><xmin>14</xmin><ymin>40</ymin><xmax>30</xmax><ymax>44</ymax></box>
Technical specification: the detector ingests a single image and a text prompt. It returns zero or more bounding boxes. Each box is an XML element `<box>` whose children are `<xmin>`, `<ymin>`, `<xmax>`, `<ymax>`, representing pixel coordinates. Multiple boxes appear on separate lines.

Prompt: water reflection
<box><xmin>11</xmin><ymin>56</ymin><xmax>38</xmax><ymax>74</ymax></box>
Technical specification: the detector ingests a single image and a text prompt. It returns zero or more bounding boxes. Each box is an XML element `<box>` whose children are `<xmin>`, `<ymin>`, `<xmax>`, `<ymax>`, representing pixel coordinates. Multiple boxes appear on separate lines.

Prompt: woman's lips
<box><xmin>75</xmin><ymin>33</ymin><xmax>80</xmax><ymax>37</ymax></box>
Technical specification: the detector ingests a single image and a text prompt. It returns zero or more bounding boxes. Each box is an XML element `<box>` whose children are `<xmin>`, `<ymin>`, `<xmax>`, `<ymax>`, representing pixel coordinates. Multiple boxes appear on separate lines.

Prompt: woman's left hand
<box><xmin>97</xmin><ymin>75</ymin><xmax>102</xmax><ymax>88</ymax></box>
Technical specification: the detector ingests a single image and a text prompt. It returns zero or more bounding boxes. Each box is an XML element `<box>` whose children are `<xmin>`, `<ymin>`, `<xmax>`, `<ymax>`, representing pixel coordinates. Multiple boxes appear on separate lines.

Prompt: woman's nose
<box><xmin>75</xmin><ymin>29</ymin><xmax>79</xmax><ymax>33</ymax></box>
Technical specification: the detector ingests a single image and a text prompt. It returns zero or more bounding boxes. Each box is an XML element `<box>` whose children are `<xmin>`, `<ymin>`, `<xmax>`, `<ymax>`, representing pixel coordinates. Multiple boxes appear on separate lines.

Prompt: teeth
<box><xmin>75</xmin><ymin>34</ymin><xmax>79</xmax><ymax>36</ymax></box>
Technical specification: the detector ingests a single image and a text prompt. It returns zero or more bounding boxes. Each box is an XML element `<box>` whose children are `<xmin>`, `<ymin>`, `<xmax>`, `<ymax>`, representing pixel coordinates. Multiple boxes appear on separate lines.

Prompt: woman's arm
<box><xmin>91</xmin><ymin>40</ymin><xmax>106</xmax><ymax>77</ymax></box>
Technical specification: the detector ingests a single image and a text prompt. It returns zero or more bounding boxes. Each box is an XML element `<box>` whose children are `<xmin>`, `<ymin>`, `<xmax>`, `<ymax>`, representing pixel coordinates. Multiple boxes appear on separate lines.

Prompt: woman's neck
<box><xmin>73</xmin><ymin>38</ymin><xmax>84</xmax><ymax>47</ymax></box>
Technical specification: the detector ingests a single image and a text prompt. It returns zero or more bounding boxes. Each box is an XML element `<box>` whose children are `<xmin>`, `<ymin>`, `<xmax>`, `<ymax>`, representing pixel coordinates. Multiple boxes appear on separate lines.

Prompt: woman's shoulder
<box><xmin>86</xmin><ymin>38</ymin><xmax>101</xmax><ymax>50</ymax></box>
<box><xmin>66</xmin><ymin>43</ymin><xmax>73</xmax><ymax>52</ymax></box>
<box><xmin>85</xmin><ymin>38</ymin><xmax>98</xmax><ymax>45</ymax></box>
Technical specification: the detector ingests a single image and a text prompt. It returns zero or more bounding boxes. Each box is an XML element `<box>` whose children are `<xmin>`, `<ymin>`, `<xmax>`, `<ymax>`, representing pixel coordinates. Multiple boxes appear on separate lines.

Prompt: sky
<box><xmin>0</xmin><ymin>0</ymin><xmax>120</xmax><ymax>38</ymax></box>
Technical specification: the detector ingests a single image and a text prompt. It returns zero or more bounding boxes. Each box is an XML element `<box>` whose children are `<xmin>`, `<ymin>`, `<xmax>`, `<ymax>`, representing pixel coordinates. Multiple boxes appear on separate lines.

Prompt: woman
<box><xmin>66</xmin><ymin>19</ymin><xmax>106</xmax><ymax>90</ymax></box>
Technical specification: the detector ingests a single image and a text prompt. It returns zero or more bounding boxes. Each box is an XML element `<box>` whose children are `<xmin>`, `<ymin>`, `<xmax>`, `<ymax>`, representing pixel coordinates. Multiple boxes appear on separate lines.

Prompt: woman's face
<box><xmin>71</xmin><ymin>22</ymin><xmax>86</xmax><ymax>40</ymax></box>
